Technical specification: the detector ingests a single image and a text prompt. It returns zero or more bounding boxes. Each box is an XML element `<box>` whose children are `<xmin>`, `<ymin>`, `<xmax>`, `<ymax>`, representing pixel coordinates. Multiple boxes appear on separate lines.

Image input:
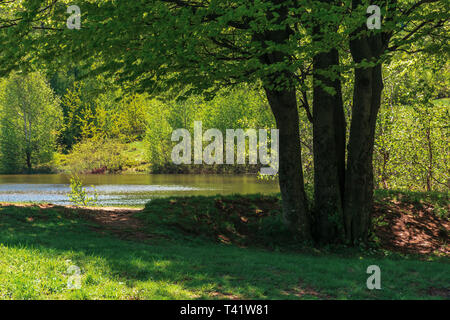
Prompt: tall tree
<box><xmin>0</xmin><ymin>72</ymin><xmax>61</xmax><ymax>172</ymax></box>
<box><xmin>343</xmin><ymin>0</ymin><xmax>448</xmax><ymax>242</ymax></box>
<box><xmin>311</xmin><ymin>0</ymin><xmax>347</xmax><ymax>242</ymax></box>
<box><xmin>1</xmin><ymin>0</ymin><xmax>447</xmax><ymax>243</ymax></box>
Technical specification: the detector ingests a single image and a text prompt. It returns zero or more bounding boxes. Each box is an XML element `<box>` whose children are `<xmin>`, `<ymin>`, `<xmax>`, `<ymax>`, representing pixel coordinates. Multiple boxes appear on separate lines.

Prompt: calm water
<box><xmin>0</xmin><ymin>174</ymin><xmax>279</xmax><ymax>206</ymax></box>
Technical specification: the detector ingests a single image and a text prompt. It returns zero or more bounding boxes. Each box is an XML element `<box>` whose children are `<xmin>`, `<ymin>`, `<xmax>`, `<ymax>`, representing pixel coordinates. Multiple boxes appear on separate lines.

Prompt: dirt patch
<box><xmin>373</xmin><ymin>200</ymin><xmax>449</xmax><ymax>255</ymax></box>
<box><xmin>0</xmin><ymin>203</ymin><xmax>52</xmax><ymax>221</ymax></box>
<box><xmin>67</xmin><ymin>206</ymin><xmax>151</xmax><ymax>241</ymax></box>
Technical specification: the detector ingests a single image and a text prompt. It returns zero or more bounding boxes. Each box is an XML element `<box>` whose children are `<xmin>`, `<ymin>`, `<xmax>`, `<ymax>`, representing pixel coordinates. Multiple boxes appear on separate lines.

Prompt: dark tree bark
<box><xmin>256</xmin><ymin>0</ymin><xmax>312</xmax><ymax>241</ymax></box>
<box><xmin>265</xmin><ymin>87</ymin><xmax>312</xmax><ymax>240</ymax></box>
<box><xmin>310</xmin><ymin>0</ymin><xmax>347</xmax><ymax>242</ymax></box>
<box><xmin>312</xmin><ymin>48</ymin><xmax>346</xmax><ymax>243</ymax></box>
<box><xmin>345</xmin><ymin>5</ymin><xmax>386</xmax><ymax>243</ymax></box>
<box><xmin>344</xmin><ymin>64</ymin><xmax>383</xmax><ymax>243</ymax></box>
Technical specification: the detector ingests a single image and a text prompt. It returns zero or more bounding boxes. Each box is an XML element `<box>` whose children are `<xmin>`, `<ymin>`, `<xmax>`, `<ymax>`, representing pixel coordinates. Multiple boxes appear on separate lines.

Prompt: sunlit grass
<box><xmin>0</xmin><ymin>193</ymin><xmax>448</xmax><ymax>300</ymax></box>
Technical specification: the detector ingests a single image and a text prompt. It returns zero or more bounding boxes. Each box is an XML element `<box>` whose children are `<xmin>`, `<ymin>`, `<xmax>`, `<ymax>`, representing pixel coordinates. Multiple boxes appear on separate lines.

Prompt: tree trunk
<box><xmin>265</xmin><ymin>87</ymin><xmax>312</xmax><ymax>241</ymax></box>
<box><xmin>256</xmin><ymin>0</ymin><xmax>311</xmax><ymax>241</ymax></box>
<box><xmin>344</xmin><ymin>0</ymin><xmax>389</xmax><ymax>244</ymax></box>
<box><xmin>312</xmin><ymin>48</ymin><xmax>346</xmax><ymax>243</ymax></box>
<box><xmin>26</xmin><ymin>151</ymin><xmax>32</xmax><ymax>170</ymax></box>
<box><xmin>344</xmin><ymin>63</ymin><xmax>383</xmax><ymax>244</ymax></box>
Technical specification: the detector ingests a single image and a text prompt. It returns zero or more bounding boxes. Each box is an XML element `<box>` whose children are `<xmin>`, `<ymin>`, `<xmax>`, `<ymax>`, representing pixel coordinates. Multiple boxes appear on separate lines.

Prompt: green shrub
<box><xmin>67</xmin><ymin>174</ymin><xmax>98</xmax><ymax>206</ymax></box>
<box><xmin>57</xmin><ymin>137</ymin><xmax>127</xmax><ymax>173</ymax></box>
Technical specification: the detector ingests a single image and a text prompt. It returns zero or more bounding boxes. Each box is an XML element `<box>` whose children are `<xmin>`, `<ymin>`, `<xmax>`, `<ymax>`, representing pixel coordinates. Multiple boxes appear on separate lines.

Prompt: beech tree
<box><xmin>1</xmin><ymin>0</ymin><xmax>447</xmax><ymax>243</ymax></box>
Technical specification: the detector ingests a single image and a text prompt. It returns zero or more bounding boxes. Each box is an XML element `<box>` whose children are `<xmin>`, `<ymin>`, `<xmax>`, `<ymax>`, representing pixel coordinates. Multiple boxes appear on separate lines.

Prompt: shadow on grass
<box><xmin>0</xmin><ymin>204</ymin><xmax>448</xmax><ymax>300</ymax></box>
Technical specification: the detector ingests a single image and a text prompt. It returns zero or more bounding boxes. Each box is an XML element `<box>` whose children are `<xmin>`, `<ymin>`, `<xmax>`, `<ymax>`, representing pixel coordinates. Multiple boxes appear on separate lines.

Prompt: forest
<box><xmin>0</xmin><ymin>0</ymin><xmax>448</xmax><ymax>302</ymax></box>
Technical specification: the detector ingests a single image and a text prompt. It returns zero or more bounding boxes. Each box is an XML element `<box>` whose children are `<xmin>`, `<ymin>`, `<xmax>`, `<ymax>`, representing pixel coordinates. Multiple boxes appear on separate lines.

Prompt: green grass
<box><xmin>0</xmin><ymin>192</ymin><xmax>449</xmax><ymax>300</ymax></box>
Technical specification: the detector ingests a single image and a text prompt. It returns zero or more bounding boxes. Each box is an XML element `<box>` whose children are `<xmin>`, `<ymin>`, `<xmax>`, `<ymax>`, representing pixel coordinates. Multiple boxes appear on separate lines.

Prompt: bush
<box><xmin>57</xmin><ymin>137</ymin><xmax>128</xmax><ymax>174</ymax></box>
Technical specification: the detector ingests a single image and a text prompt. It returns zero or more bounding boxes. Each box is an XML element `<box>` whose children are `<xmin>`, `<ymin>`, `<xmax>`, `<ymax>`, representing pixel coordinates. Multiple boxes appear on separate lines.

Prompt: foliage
<box><xmin>375</xmin><ymin>101</ymin><xmax>449</xmax><ymax>192</ymax></box>
<box><xmin>6</xmin><ymin>1</ymin><xmax>444</xmax><ymax>94</ymax></box>
<box><xmin>144</xmin><ymin>85</ymin><xmax>278</xmax><ymax>173</ymax></box>
<box><xmin>374</xmin><ymin>54</ymin><xmax>449</xmax><ymax>192</ymax></box>
<box><xmin>57</xmin><ymin>137</ymin><xmax>128</xmax><ymax>174</ymax></box>
<box><xmin>67</xmin><ymin>175</ymin><xmax>98</xmax><ymax>207</ymax></box>
<box><xmin>144</xmin><ymin>99</ymin><xmax>176</xmax><ymax>172</ymax></box>
<box><xmin>0</xmin><ymin>58</ymin><xmax>446</xmax><ymax>192</ymax></box>
<box><xmin>0</xmin><ymin>72</ymin><xmax>62</xmax><ymax>173</ymax></box>
<box><xmin>142</xmin><ymin>73</ymin><xmax>448</xmax><ymax>192</ymax></box>
<box><xmin>59</xmin><ymin>79</ymin><xmax>148</xmax><ymax>150</ymax></box>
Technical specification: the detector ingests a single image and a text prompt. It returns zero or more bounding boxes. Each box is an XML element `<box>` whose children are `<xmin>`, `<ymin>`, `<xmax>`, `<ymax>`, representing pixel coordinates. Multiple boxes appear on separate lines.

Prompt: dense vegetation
<box><xmin>0</xmin><ymin>55</ymin><xmax>447</xmax><ymax>193</ymax></box>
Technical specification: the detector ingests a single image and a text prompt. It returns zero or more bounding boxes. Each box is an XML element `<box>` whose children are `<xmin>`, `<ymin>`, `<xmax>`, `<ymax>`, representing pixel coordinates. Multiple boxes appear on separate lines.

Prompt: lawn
<box><xmin>0</xmin><ymin>191</ymin><xmax>448</xmax><ymax>300</ymax></box>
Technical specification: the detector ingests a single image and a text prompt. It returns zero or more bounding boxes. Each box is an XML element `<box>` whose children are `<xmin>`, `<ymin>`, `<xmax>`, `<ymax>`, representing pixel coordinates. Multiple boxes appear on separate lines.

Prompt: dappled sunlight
<box><xmin>373</xmin><ymin>198</ymin><xmax>449</xmax><ymax>255</ymax></box>
<box><xmin>0</xmin><ymin>200</ymin><xmax>449</xmax><ymax>300</ymax></box>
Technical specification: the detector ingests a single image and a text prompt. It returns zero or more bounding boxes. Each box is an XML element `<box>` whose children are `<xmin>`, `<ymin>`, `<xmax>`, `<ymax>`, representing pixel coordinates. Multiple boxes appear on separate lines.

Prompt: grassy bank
<box><xmin>0</xmin><ymin>191</ymin><xmax>448</xmax><ymax>300</ymax></box>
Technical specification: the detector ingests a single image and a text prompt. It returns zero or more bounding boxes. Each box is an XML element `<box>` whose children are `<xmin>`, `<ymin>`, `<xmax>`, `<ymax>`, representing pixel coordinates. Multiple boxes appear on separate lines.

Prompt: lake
<box><xmin>0</xmin><ymin>174</ymin><xmax>280</xmax><ymax>206</ymax></box>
